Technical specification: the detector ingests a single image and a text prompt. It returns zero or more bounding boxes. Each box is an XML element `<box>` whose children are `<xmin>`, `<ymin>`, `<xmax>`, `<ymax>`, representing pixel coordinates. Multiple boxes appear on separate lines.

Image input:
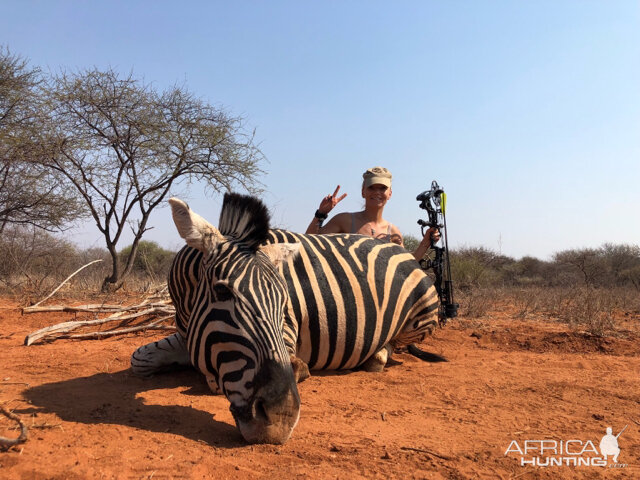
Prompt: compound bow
<box><xmin>416</xmin><ymin>180</ymin><xmax>458</xmax><ymax>323</ymax></box>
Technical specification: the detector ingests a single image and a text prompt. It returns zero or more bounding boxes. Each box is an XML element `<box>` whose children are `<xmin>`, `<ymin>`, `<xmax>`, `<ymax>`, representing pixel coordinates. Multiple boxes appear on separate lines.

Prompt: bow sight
<box><xmin>416</xmin><ymin>180</ymin><xmax>458</xmax><ymax>322</ymax></box>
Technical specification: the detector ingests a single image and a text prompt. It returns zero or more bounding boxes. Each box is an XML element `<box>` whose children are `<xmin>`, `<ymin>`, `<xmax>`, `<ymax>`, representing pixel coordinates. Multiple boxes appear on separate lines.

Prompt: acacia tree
<box><xmin>0</xmin><ymin>47</ymin><xmax>81</xmax><ymax>234</ymax></box>
<box><xmin>599</xmin><ymin>243</ymin><xmax>640</xmax><ymax>286</ymax></box>
<box><xmin>553</xmin><ymin>248</ymin><xmax>601</xmax><ymax>287</ymax></box>
<box><xmin>44</xmin><ymin>68</ymin><xmax>263</xmax><ymax>291</ymax></box>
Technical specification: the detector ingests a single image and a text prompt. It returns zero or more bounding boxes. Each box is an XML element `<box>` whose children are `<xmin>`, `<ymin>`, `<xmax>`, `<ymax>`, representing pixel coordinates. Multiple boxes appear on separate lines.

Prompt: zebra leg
<box><xmin>290</xmin><ymin>354</ymin><xmax>310</xmax><ymax>383</ymax></box>
<box><xmin>130</xmin><ymin>332</ymin><xmax>191</xmax><ymax>377</ymax></box>
<box><xmin>283</xmin><ymin>311</ymin><xmax>309</xmax><ymax>383</ymax></box>
<box><xmin>360</xmin><ymin>344</ymin><xmax>394</xmax><ymax>373</ymax></box>
<box><xmin>393</xmin><ymin>316</ymin><xmax>439</xmax><ymax>348</ymax></box>
<box><xmin>205</xmin><ymin>375</ymin><xmax>222</xmax><ymax>395</ymax></box>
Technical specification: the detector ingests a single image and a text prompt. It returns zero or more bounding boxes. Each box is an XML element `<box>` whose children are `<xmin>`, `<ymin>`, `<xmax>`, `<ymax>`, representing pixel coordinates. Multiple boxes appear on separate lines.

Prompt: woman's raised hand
<box><xmin>424</xmin><ymin>227</ymin><xmax>441</xmax><ymax>245</ymax></box>
<box><xmin>318</xmin><ymin>185</ymin><xmax>347</xmax><ymax>214</ymax></box>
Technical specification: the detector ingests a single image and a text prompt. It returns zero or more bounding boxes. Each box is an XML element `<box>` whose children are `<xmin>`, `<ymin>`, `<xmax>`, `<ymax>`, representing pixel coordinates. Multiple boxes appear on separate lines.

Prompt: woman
<box><xmin>305</xmin><ymin>166</ymin><xmax>439</xmax><ymax>260</ymax></box>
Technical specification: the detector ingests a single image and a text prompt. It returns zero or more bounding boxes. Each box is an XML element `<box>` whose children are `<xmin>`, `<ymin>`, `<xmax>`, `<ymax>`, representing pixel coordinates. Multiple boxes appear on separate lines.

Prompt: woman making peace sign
<box><xmin>305</xmin><ymin>166</ymin><xmax>439</xmax><ymax>261</ymax></box>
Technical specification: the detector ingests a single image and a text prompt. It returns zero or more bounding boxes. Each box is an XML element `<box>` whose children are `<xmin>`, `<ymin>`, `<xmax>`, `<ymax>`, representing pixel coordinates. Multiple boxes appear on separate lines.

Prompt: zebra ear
<box><xmin>169</xmin><ymin>197</ymin><xmax>224</xmax><ymax>254</ymax></box>
<box><xmin>259</xmin><ymin>243</ymin><xmax>301</xmax><ymax>267</ymax></box>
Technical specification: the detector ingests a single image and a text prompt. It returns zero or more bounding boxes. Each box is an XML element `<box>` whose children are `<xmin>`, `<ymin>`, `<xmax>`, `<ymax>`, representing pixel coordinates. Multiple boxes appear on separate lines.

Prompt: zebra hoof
<box><xmin>360</xmin><ymin>357</ymin><xmax>385</xmax><ymax>372</ymax></box>
<box><xmin>360</xmin><ymin>345</ymin><xmax>393</xmax><ymax>372</ymax></box>
<box><xmin>290</xmin><ymin>355</ymin><xmax>310</xmax><ymax>383</ymax></box>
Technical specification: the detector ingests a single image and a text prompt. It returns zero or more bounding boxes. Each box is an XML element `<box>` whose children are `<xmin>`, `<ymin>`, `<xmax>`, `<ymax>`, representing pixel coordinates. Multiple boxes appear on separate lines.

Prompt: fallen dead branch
<box><xmin>23</xmin><ymin>295</ymin><xmax>176</xmax><ymax>346</ymax></box>
<box><xmin>0</xmin><ymin>407</ymin><xmax>28</xmax><ymax>451</ymax></box>
<box><xmin>57</xmin><ymin>316</ymin><xmax>175</xmax><ymax>340</ymax></box>
<box><xmin>23</xmin><ymin>303</ymin><xmax>142</xmax><ymax>314</ymax></box>
<box><xmin>24</xmin><ymin>259</ymin><xmax>103</xmax><ymax>310</ymax></box>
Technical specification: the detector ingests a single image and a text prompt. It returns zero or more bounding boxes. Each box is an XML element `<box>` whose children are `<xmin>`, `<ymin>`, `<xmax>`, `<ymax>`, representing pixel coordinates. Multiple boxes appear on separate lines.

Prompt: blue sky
<box><xmin>3</xmin><ymin>1</ymin><xmax>639</xmax><ymax>259</ymax></box>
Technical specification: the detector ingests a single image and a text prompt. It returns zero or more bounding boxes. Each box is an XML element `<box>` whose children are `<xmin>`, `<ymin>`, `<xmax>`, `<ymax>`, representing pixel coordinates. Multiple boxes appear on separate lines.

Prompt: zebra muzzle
<box><xmin>230</xmin><ymin>361</ymin><xmax>301</xmax><ymax>444</ymax></box>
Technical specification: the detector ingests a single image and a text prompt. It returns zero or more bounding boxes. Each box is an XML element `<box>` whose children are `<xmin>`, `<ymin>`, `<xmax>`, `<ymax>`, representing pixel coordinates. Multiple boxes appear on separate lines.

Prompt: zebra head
<box><xmin>169</xmin><ymin>193</ymin><xmax>301</xmax><ymax>444</ymax></box>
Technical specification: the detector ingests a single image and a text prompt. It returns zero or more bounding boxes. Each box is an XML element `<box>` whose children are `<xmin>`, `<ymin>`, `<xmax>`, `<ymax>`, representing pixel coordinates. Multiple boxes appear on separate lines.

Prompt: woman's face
<box><xmin>362</xmin><ymin>183</ymin><xmax>392</xmax><ymax>207</ymax></box>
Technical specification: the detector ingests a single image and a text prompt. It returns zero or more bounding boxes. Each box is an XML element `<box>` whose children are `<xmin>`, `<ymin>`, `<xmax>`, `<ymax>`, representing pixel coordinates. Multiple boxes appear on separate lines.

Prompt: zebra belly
<box><xmin>297</xmin><ymin>318</ymin><xmax>401</xmax><ymax>371</ymax></box>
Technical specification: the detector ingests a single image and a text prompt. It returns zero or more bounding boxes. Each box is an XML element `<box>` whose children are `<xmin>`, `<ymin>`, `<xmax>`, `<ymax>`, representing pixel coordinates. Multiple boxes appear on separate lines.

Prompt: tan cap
<box><xmin>362</xmin><ymin>166</ymin><xmax>392</xmax><ymax>188</ymax></box>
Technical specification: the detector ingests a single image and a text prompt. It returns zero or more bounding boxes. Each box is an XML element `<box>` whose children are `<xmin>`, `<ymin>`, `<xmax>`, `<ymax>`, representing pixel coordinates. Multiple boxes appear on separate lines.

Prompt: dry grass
<box><xmin>455</xmin><ymin>287</ymin><xmax>497</xmax><ymax>319</ymax></box>
<box><xmin>4</xmin><ymin>264</ymin><xmax>639</xmax><ymax>339</ymax></box>
<box><xmin>554</xmin><ymin>288</ymin><xmax>616</xmax><ymax>336</ymax></box>
<box><xmin>0</xmin><ymin>271</ymin><xmax>167</xmax><ymax>307</ymax></box>
<box><xmin>457</xmin><ymin>285</ymin><xmax>639</xmax><ymax>337</ymax></box>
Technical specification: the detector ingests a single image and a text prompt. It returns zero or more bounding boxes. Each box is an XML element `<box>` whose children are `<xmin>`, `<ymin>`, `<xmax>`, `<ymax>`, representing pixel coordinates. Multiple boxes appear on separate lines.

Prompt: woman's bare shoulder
<box><xmin>322</xmin><ymin>212</ymin><xmax>352</xmax><ymax>234</ymax></box>
<box><xmin>389</xmin><ymin>223</ymin><xmax>402</xmax><ymax>235</ymax></box>
<box><xmin>333</xmin><ymin>212</ymin><xmax>353</xmax><ymax>231</ymax></box>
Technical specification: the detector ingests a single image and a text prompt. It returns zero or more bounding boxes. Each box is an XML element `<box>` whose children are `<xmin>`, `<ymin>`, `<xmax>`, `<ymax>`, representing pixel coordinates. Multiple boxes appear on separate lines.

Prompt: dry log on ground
<box><xmin>23</xmin><ymin>304</ymin><xmax>138</xmax><ymax>314</ymax></box>
<box><xmin>23</xmin><ymin>294</ymin><xmax>176</xmax><ymax>346</ymax></box>
<box><xmin>57</xmin><ymin>316</ymin><xmax>176</xmax><ymax>340</ymax></box>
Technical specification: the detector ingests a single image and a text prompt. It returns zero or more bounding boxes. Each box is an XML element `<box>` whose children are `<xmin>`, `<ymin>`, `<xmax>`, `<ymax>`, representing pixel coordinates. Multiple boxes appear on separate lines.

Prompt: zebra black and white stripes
<box><xmin>129</xmin><ymin>332</ymin><xmax>190</xmax><ymax>377</ymax></box>
<box><xmin>130</xmin><ymin>193</ymin><xmax>439</xmax><ymax>443</ymax></box>
<box><xmin>165</xmin><ymin>193</ymin><xmax>301</xmax><ymax>444</ymax></box>
<box><xmin>266</xmin><ymin>229</ymin><xmax>439</xmax><ymax>371</ymax></box>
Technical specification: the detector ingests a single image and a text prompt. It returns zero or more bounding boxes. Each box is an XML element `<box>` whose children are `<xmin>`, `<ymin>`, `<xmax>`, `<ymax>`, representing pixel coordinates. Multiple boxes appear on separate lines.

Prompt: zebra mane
<box><xmin>218</xmin><ymin>192</ymin><xmax>270</xmax><ymax>251</ymax></box>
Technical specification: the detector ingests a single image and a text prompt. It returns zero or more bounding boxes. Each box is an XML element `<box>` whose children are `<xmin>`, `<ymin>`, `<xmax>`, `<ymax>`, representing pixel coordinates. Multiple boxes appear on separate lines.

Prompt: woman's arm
<box><xmin>305</xmin><ymin>185</ymin><xmax>347</xmax><ymax>234</ymax></box>
<box><xmin>412</xmin><ymin>227</ymin><xmax>441</xmax><ymax>261</ymax></box>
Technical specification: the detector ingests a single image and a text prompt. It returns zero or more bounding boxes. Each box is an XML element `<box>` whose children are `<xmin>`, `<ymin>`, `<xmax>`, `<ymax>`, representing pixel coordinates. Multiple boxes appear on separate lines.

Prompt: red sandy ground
<box><xmin>0</xmin><ymin>297</ymin><xmax>639</xmax><ymax>479</ymax></box>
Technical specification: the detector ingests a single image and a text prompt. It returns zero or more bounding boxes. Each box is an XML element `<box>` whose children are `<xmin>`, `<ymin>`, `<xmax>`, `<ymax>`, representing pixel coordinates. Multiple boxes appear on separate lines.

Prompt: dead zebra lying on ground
<box><xmin>131</xmin><ymin>192</ymin><xmax>439</xmax><ymax>444</ymax></box>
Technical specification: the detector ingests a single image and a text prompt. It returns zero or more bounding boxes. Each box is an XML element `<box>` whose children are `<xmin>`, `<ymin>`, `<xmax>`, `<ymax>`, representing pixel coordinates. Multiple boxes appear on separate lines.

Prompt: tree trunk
<box><xmin>101</xmin><ymin>243</ymin><xmax>122</xmax><ymax>292</ymax></box>
<box><xmin>101</xmin><ymin>274</ymin><xmax>124</xmax><ymax>293</ymax></box>
<box><xmin>100</xmin><ymin>218</ymin><xmax>149</xmax><ymax>292</ymax></box>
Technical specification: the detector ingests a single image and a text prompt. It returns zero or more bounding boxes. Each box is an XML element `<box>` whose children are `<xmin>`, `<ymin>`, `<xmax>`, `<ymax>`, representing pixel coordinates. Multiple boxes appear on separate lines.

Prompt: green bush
<box><xmin>403</xmin><ymin>234</ymin><xmax>420</xmax><ymax>254</ymax></box>
<box><xmin>119</xmin><ymin>241</ymin><xmax>175</xmax><ymax>281</ymax></box>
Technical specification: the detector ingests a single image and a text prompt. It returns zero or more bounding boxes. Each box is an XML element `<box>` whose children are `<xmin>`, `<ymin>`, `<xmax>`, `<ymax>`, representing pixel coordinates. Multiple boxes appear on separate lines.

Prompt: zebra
<box><xmin>131</xmin><ymin>193</ymin><xmax>439</xmax><ymax>443</ymax></box>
